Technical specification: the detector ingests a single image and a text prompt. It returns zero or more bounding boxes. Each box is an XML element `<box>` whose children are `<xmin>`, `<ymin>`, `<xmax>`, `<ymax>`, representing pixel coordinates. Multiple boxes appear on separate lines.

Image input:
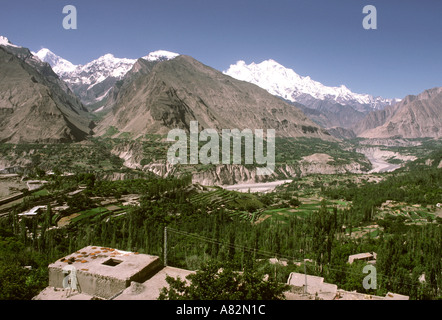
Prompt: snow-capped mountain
<box><xmin>33</xmin><ymin>49</ymin><xmax>137</xmax><ymax>105</ymax></box>
<box><xmin>1</xmin><ymin>37</ymin><xmax>72</xmax><ymax>89</ymax></box>
<box><xmin>33</xmin><ymin>48</ymin><xmax>179</xmax><ymax>105</ymax></box>
<box><xmin>224</xmin><ymin>59</ymin><xmax>399</xmax><ymax>111</ymax></box>
<box><xmin>33</xmin><ymin>48</ymin><xmax>77</xmax><ymax>75</ymax></box>
<box><xmin>64</xmin><ymin>54</ymin><xmax>137</xmax><ymax>87</ymax></box>
<box><xmin>143</xmin><ymin>50</ymin><xmax>179</xmax><ymax>62</ymax></box>
<box><xmin>0</xmin><ymin>36</ymin><xmax>21</xmax><ymax>48</ymax></box>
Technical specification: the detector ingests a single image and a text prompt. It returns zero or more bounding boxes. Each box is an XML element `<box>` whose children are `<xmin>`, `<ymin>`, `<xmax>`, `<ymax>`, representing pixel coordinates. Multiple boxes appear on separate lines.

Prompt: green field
<box><xmin>258</xmin><ymin>199</ymin><xmax>349</xmax><ymax>223</ymax></box>
<box><xmin>69</xmin><ymin>206</ymin><xmax>127</xmax><ymax>223</ymax></box>
<box><xmin>32</xmin><ymin>189</ymin><xmax>50</xmax><ymax>197</ymax></box>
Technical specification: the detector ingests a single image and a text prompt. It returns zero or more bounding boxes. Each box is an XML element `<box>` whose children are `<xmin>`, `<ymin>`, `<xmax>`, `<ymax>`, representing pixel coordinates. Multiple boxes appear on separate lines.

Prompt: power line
<box><xmin>168</xmin><ymin>227</ymin><xmax>292</xmax><ymax>260</ymax></box>
<box><xmin>166</xmin><ymin>227</ymin><xmax>429</xmax><ymax>289</ymax></box>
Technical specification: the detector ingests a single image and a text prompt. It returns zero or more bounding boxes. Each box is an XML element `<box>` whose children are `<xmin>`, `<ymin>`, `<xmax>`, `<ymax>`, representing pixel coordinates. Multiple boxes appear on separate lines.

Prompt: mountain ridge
<box><xmin>34</xmin><ymin>48</ymin><xmax>179</xmax><ymax>106</ymax></box>
<box><xmin>356</xmin><ymin>87</ymin><xmax>442</xmax><ymax>139</ymax></box>
<box><xmin>97</xmin><ymin>55</ymin><xmax>332</xmax><ymax>139</ymax></box>
<box><xmin>224</xmin><ymin>59</ymin><xmax>399</xmax><ymax>110</ymax></box>
<box><xmin>223</xmin><ymin>59</ymin><xmax>401</xmax><ymax>129</ymax></box>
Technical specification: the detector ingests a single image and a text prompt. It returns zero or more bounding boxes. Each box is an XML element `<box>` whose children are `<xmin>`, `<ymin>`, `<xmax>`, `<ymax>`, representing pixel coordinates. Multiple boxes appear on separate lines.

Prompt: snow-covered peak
<box><xmin>142</xmin><ymin>50</ymin><xmax>179</xmax><ymax>62</ymax></box>
<box><xmin>75</xmin><ymin>54</ymin><xmax>137</xmax><ymax>83</ymax></box>
<box><xmin>224</xmin><ymin>59</ymin><xmax>397</xmax><ymax>109</ymax></box>
<box><xmin>34</xmin><ymin>49</ymin><xmax>179</xmax><ymax>83</ymax></box>
<box><xmin>25</xmin><ymin>47</ymin><xmax>180</xmax><ymax>105</ymax></box>
<box><xmin>0</xmin><ymin>36</ymin><xmax>21</xmax><ymax>48</ymax></box>
<box><xmin>93</xmin><ymin>53</ymin><xmax>135</xmax><ymax>65</ymax></box>
<box><xmin>34</xmin><ymin>48</ymin><xmax>77</xmax><ymax>74</ymax></box>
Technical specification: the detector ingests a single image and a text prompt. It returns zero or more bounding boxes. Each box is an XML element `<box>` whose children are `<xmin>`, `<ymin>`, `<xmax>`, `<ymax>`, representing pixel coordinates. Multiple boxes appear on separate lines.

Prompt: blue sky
<box><xmin>0</xmin><ymin>0</ymin><xmax>441</xmax><ymax>99</ymax></box>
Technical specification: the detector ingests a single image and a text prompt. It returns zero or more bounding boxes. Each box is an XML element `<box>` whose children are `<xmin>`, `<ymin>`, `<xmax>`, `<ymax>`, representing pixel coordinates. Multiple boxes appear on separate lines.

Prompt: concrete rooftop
<box><xmin>115</xmin><ymin>266</ymin><xmax>195</xmax><ymax>300</ymax></box>
<box><xmin>45</xmin><ymin>246</ymin><xmax>162</xmax><ymax>299</ymax></box>
<box><xmin>49</xmin><ymin>246</ymin><xmax>159</xmax><ymax>282</ymax></box>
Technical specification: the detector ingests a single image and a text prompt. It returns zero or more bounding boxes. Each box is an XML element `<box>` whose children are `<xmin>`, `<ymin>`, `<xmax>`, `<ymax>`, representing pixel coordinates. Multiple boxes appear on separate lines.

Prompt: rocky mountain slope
<box><xmin>33</xmin><ymin>48</ymin><xmax>77</xmax><ymax>75</ymax></box>
<box><xmin>356</xmin><ymin>87</ymin><xmax>442</xmax><ymax>139</ymax></box>
<box><xmin>97</xmin><ymin>55</ymin><xmax>332</xmax><ymax>139</ymax></box>
<box><xmin>326</xmin><ymin>127</ymin><xmax>357</xmax><ymax>140</ymax></box>
<box><xmin>0</xmin><ymin>38</ymin><xmax>92</xmax><ymax>143</ymax></box>
<box><xmin>97</xmin><ymin>58</ymin><xmax>164</xmax><ymax>113</ymax></box>
<box><xmin>292</xmin><ymin>99</ymin><xmax>366</xmax><ymax>130</ymax></box>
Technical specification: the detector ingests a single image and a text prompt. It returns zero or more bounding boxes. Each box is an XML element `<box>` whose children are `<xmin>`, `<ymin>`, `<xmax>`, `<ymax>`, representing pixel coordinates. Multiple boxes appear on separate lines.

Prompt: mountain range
<box><xmin>34</xmin><ymin>48</ymin><xmax>179</xmax><ymax>106</ymax></box>
<box><xmin>224</xmin><ymin>59</ymin><xmax>398</xmax><ymax>110</ymax></box>
<box><xmin>0</xmin><ymin>35</ymin><xmax>440</xmax><ymax>144</ymax></box>
<box><xmin>1</xmin><ymin>37</ymin><xmax>329</xmax><ymax>143</ymax></box>
<box><xmin>34</xmin><ymin>46</ymin><xmax>399</xmax><ymax>122</ymax></box>
<box><xmin>28</xmin><ymin>43</ymin><xmax>334</xmax><ymax>139</ymax></box>
<box><xmin>97</xmin><ymin>54</ymin><xmax>330</xmax><ymax>139</ymax></box>
<box><xmin>224</xmin><ymin>60</ymin><xmax>401</xmax><ymax>129</ymax></box>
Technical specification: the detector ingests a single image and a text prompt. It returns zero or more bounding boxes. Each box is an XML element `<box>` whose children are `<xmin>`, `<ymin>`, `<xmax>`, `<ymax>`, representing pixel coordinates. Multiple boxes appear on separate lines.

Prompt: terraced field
<box><xmin>377</xmin><ymin>201</ymin><xmax>438</xmax><ymax>224</ymax></box>
<box><xmin>56</xmin><ymin>205</ymin><xmax>128</xmax><ymax>226</ymax></box>
<box><xmin>190</xmin><ymin>187</ymin><xmax>263</xmax><ymax>222</ymax></box>
<box><xmin>257</xmin><ymin>199</ymin><xmax>351</xmax><ymax>224</ymax></box>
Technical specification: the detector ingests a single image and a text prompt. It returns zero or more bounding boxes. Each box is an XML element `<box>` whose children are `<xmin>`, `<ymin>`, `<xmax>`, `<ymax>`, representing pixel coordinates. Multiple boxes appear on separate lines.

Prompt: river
<box><xmin>365</xmin><ymin>155</ymin><xmax>401</xmax><ymax>173</ymax></box>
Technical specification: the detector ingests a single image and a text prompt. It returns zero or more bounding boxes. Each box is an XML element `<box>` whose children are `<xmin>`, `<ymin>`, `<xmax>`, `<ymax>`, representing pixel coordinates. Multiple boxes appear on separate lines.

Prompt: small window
<box><xmin>102</xmin><ymin>258</ymin><xmax>122</xmax><ymax>267</ymax></box>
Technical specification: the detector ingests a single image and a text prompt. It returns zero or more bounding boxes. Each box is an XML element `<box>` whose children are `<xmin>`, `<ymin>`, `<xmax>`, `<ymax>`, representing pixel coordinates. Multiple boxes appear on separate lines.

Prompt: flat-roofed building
<box><xmin>348</xmin><ymin>252</ymin><xmax>377</xmax><ymax>264</ymax></box>
<box><xmin>33</xmin><ymin>246</ymin><xmax>193</xmax><ymax>300</ymax></box>
<box><xmin>287</xmin><ymin>272</ymin><xmax>338</xmax><ymax>300</ymax></box>
<box><xmin>44</xmin><ymin>246</ymin><xmax>162</xmax><ymax>299</ymax></box>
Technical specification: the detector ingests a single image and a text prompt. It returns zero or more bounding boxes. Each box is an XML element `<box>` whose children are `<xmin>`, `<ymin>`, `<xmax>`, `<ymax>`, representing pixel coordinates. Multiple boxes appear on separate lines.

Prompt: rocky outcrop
<box><xmin>111</xmin><ymin>142</ymin><xmax>145</xmax><ymax>169</ymax></box>
<box><xmin>193</xmin><ymin>162</ymin><xmax>367</xmax><ymax>185</ymax></box>
<box><xmin>139</xmin><ymin>160</ymin><xmax>368</xmax><ymax>186</ymax></box>
<box><xmin>110</xmin><ymin>138</ymin><xmax>370</xmax><ymax>185</ymax></box>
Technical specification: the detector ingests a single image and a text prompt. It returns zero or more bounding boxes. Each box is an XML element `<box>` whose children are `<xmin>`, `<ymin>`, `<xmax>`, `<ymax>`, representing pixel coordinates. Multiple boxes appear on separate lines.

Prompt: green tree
<box><xmin>158</xmin><ymin>261</ymin><xmax>288</xmax><ymax>300</ymax></box>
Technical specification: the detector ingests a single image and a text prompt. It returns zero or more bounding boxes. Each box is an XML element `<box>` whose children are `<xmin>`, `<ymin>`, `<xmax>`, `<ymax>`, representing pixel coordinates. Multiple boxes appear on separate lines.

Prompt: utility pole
<box><xmin>164</xmin><ymin>226</ymin><xmax>167</xmax><ymax>266</ymax></box>
<box><xmin>303</xmin><ymin>231</ymin><xmax>308</xmax><ymax>294</ymax></box>
<box><xmin>304</xmin><ymin>260</ymin><xmax>308</xmax><ymax>294</ymax></box>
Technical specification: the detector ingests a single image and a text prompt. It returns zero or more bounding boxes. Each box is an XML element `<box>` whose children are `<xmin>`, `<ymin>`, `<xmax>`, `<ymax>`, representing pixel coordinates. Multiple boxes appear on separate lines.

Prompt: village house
<box><xmin>348</xmin><ymin>252</ymin><xmax>377</xmax><ymax>264</ymax></box>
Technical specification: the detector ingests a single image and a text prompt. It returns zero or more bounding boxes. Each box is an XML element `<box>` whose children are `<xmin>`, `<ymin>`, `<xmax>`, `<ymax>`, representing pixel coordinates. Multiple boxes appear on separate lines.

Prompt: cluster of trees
<box><xmin>159</xmin><ymin>260</ymin><xmax>288</xmax><ymax>300</ymax></box>
<box><xmin>83</xmin><ymin>174</ymin><xmax>192</xmax><ymax>199</ymax></box>
<box><xmin>323</xmin><ymin>168</ymin><xmax>442</xmax><ymax>222</ymax></box>
<box><xmin>274</xmin><ymin>137</ymin><xmax>371</xmax><ymax>170</ymax></box>
<box><xmin>0</xmin><ymin>227</ymin><xmax>48</xmax><ymax>299</ymax></box>
<box><xmin>0</xmin><ymin>166</ymin><xmax>440</xmax><ymax>300</ymax></box>
<box><xmin>0</xmin><ymin>142</ymin><xmax>126</xmax><ymax>174</ymax></box>
<box><xmin>376</xmin><ymin>224</ymin><xmax>441</xmax><ymax>299</ymax></box>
